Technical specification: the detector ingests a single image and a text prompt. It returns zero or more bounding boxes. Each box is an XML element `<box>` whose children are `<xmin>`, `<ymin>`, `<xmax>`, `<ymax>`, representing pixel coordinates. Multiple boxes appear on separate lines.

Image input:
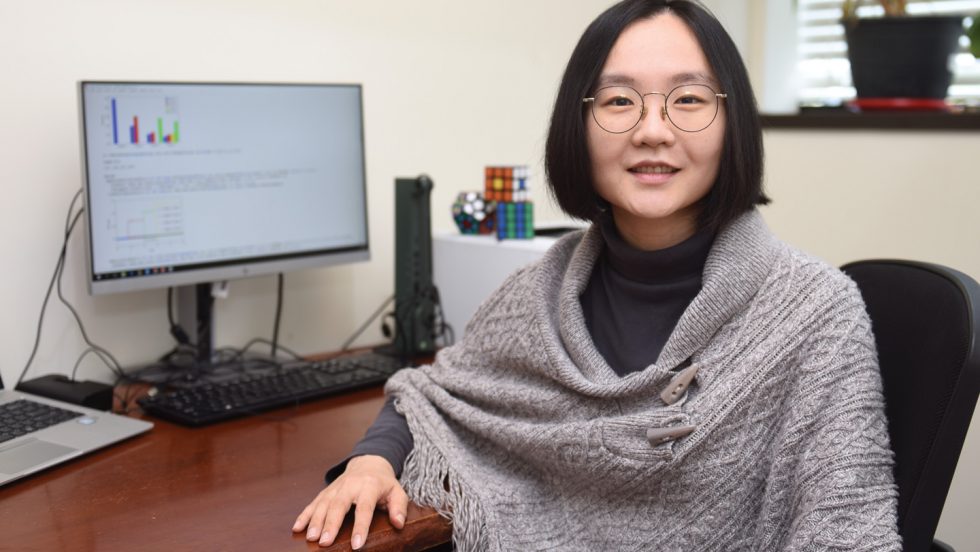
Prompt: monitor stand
<box><xmin>175</xmin><ymin>283</ymin><xmax>216</xmax><ymax>365</ymax></box>
<box><xmin>126</xmin><ymin>282</ymin><xmax>226</xmax><ymax>387</ymax></box>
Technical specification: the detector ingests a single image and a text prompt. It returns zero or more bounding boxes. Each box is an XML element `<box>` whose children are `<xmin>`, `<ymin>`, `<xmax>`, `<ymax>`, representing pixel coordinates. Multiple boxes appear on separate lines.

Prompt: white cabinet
<box><xmin>432</xmin><ymin>232</ymin><xmax>564</xmax><ymax>340</ymax></box>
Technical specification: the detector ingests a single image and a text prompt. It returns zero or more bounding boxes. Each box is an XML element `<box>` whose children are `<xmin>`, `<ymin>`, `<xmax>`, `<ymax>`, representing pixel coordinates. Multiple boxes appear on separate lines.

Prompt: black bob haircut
<box><xmin>544</xmin><ymin>0</ymin><xmax>770</xmax><ymax>231</ymax></box>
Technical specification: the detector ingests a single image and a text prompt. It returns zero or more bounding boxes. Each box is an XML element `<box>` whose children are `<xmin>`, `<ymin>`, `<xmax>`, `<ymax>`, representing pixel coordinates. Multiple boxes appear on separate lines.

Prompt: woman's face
<box><xmin>587</xmin><ymin>13</ymin><xmax>725</xmax><ymax>250</ymax></box>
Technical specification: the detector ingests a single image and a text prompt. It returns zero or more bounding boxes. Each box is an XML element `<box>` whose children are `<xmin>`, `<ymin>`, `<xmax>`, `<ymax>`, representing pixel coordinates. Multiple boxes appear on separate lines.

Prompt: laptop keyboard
<box><xmin>0</xmin><ymin>400</ymin><xmax>84</xmax><ymax>443</ymax></box>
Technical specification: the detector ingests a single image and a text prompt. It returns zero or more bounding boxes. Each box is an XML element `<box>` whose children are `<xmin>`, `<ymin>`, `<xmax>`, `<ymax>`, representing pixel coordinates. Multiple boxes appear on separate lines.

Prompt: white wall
<box><xmin>1</xmin><ymin>0</ymin><xmax>976</xmax><ymax>546</ymax></box>
<box><xmin>0</xmin><ymin>0</ymin><xmax>609</xmax><ymax>385</ymax></box>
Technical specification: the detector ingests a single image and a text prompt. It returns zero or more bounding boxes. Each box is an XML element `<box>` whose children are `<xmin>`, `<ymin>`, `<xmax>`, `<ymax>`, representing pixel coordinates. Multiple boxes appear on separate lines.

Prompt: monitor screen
<box><xmin>78</xmin><ymin>81</ymin><xmax>369</xmax><ymax>295</ymax></box>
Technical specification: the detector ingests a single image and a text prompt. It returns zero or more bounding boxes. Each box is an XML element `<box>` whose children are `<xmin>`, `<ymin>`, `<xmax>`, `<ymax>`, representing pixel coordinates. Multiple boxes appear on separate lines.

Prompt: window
<box><xmin>797</xmin><ymin>0</ymin><xmax>980</xmax><ymax>107</ymax></box>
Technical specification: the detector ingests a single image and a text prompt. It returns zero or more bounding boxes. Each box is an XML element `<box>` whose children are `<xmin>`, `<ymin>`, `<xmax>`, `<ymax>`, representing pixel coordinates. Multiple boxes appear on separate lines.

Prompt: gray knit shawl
<box><xmin>385</xmin><ymin>210</ymin><xmax>901</xmax><ymax>551</ymax></box>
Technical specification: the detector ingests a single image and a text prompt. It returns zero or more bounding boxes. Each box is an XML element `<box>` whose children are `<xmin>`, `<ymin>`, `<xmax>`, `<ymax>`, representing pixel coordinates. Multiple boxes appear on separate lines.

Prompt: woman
<box><xmin>294</xmin><ymin>1</ymin><xmax>901</xmax><ymax>550</ymax></box>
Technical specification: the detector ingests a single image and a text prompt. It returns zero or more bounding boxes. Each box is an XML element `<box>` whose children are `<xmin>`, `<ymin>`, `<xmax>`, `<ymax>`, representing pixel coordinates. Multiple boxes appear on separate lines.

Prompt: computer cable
<box><xmin>17</xmin><ymin>190</ymin><xmax>121</xmax><ymax>386</ymax></box>
<box><xmin>219</xmin><ymin>273</ymin><xmax>295</xmax><ymax>371</ymax></box>
<box><xmin>407</xmin><ymin>284</ymin><xmax>453</xmax><ymax>348</ymax></box>
<box><xmin>429</xmin><ymin>286</ymin><xmax>455</xmax><ymax>347</ymax></box>
<box><xmin>55</xmin><ymin>211</ymin><xmax>124</xmax><ymax>379</ymax></box>
<box><xmin>55</xmin><ymin>191</ymin><xmax>124</xmax><ymax>378</ymax></box>
<box><xmin>166</xmin><ymin>286</ymin><xmax>191</xmax><ymax>345</ymax></box>
<box><xmin>165</xmin><ymin>272</ymin><xmax>288</xmax><ymax>365</ymax></box>
<box><xmin>226</xmin><ymin>337</ymin><xmax>303</xmax><ymax>362</ymax></box>
<box><xmin>374</xmin><ymin>283</ymin><xmax>451</xmax><ymax>367</ymax></box>
<box><xmin>71</xmin><ymin>346</ymin><xmax>118</xmax><ymax>381</ymax></box>
<box><xmin>17</xmin><ymin>198</ymin><xmax>79</xmax><ymax>386</ymax></box>
<box><xmin>388</xmin><ymin>283</ymin><xmax>455</xmax><ymax>352</ymax></box>
<box><xmin>271</xmin><ymin>273</ymin><xmax>284</xmax><ymax>358</ymax></box>
<box><xmin>342</xmin><ymin>294</ymin><xmax>395</xmax><ymax>351</ymax></box>
<box><xmin>64</xmin><ymin>189</ymin><xmax>83</xmax><ymax>234</ymax></box>
<box><xmin>157</xmin><ymin>287</ymin><xmax>205</xmax><ymax>372</ymax></box>
<box><xmin>156</xmin><ymin>343</ymin><xmax>198</xmax><ymax>368</ymax></box>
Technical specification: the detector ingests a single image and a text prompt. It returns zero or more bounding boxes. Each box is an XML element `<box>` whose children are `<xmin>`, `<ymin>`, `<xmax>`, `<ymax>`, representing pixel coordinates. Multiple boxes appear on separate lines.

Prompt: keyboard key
<box><xmin>0</xmin><ymin>400</ymin><xmax>84</xmax><ymax>443</ymax></box>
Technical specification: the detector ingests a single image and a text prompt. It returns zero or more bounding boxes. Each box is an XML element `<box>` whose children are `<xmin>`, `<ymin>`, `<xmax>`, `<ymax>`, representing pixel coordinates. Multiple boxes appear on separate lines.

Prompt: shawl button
<box><xmin>646</xmin><ymin>424</ymin><xmax>696</xmax><ymax>446</ymax></box>
<box><xmin>660</xmin><ymin>363</ymin><xmax>701</xmax><ymax>405</ymax></box>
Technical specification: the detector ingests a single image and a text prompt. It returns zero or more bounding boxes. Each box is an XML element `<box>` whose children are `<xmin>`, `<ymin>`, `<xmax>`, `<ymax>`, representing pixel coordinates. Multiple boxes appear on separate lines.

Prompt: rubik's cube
<box><xmin>497</xmin><ymin>201</ymin><xmax>534</xmax><ymax>240</ymax></box>
<box><xmin>452</xmin><ymin>191</ymin><xmax>496</xmax><ymax>235</ymax></box>
<box><xmin>485</xmin><ymin>166</ymin><xmax>533</xmax><ymax>240</ymax></box>
<box><xmin>485</xmin><ymin>166</ymin><xmax>529</xmax><ymax>203</ymax></box>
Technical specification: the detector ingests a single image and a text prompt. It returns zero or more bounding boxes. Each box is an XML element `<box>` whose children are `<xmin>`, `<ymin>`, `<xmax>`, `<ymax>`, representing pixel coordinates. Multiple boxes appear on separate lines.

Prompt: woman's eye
<box><xmin>674</xmin><ymin>94</ymin><xmax>705</xmax><ymax>105</ymax></box>
<box><xmin>605</xmin><ymin>96</ymin><xmax>635</xmax><ymax>107</ymax></box>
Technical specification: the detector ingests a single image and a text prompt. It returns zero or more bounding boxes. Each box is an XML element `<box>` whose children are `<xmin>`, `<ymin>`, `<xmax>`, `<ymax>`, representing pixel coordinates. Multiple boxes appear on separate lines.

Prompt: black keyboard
<box><xmin>0</xmin><ymin>399</ymin><xmax>84</xmax><ymax>443</ymax></box>
<box><xmin>137</xmin><ymin>352</ymin><xmax>406</xmax><ymax>427</ymax></box>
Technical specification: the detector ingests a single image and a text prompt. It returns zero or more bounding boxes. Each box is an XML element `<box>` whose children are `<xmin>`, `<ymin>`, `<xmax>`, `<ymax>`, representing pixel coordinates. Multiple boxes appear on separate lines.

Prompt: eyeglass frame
<box><xmin>582</xmin><ymin>83</ymin><xmax>728</xmax><ymax>134</ymax></box>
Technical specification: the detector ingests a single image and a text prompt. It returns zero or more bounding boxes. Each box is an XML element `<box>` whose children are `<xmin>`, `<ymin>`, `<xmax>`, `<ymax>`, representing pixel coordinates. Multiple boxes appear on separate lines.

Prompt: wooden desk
<box><xmin>0</xmin><ymin>384</ymin><xmax>452</xmax><ymax>551</ymax></box>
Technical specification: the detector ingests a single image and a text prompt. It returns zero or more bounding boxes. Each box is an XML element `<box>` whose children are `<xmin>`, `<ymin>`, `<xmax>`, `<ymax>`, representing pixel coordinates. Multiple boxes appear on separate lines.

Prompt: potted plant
<box><xmin>841</xmin><ymin>0</ymin><xmax>966</xmax><ymax>108</ymax></box>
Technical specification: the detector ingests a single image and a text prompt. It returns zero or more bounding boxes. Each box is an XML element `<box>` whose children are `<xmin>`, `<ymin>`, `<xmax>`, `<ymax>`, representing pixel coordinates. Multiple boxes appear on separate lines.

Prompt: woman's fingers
<box><xmin>350</xmin><ymin>491</ymin><xmax>380</xmax><ymax>550</ymax></box>
<box><xmin>319</xmin><ymin>480</ymin><xmax>386</xmax><ymax>548</ymax></box>
<box><xmin>385</xmin><ymin>484</ymin><xmax>410</xmax><ymax>529</ymax></box>
<box><xmin>293</xmin><ymin>487</ymin><xmax>334</xmax><ymax>541</ymax></box>
<box><xmin>291</xmin><ymin>500</ymin><xmax>315</xmax><ymax>533</ymax></box>
<box><xmin>307</xmin><ymin>496</ymin><xmax>333</xmax><ymax>543</ymax></box>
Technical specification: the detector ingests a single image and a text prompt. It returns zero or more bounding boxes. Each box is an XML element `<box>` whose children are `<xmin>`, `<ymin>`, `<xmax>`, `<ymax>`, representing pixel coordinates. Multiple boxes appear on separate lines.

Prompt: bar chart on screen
<box><xmin>105</xmin><ymin>92</ymin><xmax>180</xmax><ymax>146</ymax></box>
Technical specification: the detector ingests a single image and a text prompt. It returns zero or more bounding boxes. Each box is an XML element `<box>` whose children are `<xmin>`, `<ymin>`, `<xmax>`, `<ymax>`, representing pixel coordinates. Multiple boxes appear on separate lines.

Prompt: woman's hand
<box><xmin>292</xmin><ymin>455</ymin><xmax>408</xmax><ymax>549</ymax></box>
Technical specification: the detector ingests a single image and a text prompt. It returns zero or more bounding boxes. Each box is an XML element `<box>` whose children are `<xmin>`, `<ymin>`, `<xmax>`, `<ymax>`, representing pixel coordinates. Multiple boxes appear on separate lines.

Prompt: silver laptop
<box><xmin>0</xmin><ymin>371</ymin><xmax>153</xmax><ymax>486</ymax></box>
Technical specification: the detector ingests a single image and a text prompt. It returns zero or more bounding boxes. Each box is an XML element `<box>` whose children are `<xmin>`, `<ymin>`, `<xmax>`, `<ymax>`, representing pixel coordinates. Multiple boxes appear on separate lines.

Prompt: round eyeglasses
<box><xmin>583</xmin><ymin>84</ymin><xmax>727</xmax><ymax>134</ymax></box>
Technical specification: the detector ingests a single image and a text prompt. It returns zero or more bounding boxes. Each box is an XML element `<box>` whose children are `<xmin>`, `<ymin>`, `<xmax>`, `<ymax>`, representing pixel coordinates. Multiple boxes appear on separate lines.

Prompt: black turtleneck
<box><xmin>580</xmin><ymin>214</ymin><xmax>714</xmax><ymax>375</ymax></box>
<box><xmin>326</xmin><ymin>219</ymin><xmax>715</xmax><ymax>482</ymax></box>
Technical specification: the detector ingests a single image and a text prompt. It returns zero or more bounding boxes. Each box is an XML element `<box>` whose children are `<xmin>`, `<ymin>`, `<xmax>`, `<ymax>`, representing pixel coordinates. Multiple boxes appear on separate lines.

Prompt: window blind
<box><xmin>797</xmin><ymin>0</ymin><xmax>980</xmax><ymax>106</ymax></box>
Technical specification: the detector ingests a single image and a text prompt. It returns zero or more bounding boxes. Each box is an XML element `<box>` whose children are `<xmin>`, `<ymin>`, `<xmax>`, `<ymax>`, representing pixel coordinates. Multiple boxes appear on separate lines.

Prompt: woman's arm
<box><xmin>775</xmin><ymin>309</ymin><xmax>901</xmax><ymax>551</ymax></box>
<box><xmin>324</xmin><ymin>396</ymin><xmax>414</xmax><ymax>482</ymax></box>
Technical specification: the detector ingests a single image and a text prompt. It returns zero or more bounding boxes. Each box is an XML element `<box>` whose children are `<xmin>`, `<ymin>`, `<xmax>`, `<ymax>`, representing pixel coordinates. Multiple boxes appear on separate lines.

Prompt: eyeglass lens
<box><xmin>589</xmin><ymin>84</ymin><xmax>721</xmax><ymax>133</ymax></box>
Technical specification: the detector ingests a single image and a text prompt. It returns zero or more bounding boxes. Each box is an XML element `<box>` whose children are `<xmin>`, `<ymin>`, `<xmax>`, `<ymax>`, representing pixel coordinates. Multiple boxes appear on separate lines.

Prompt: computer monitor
<box><xmin>78</xmin><ymin>81</ymin><xmax>369</xmax><ymax>363</ymax></box>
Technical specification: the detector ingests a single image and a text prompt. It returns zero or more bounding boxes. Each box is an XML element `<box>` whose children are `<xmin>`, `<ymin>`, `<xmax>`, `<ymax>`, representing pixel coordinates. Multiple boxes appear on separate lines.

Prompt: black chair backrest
<box><xmin>841</xmin><ymin>259</ymin><xmax>980</xmax><ymax>552</ymax></box>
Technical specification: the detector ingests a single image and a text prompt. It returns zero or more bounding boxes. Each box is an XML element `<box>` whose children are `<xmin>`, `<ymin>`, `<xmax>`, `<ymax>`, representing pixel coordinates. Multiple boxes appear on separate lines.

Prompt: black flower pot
<box><xmin>845</xmin><ymin>15</ymin><xmax>963</xmax><ymax>99</ymax></box>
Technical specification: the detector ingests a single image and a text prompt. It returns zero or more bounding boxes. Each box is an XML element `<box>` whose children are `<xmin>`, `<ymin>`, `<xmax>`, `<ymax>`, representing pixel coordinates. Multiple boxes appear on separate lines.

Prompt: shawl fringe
<box><xmin>400</xmin><ymin>428</ymin><xmax>493</xmax><ymax>552</ymax></box>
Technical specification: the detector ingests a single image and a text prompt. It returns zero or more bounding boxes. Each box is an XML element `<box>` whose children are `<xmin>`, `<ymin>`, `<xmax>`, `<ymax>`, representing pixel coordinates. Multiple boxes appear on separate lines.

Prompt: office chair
<box><xmin>841</xmin><ymin>259</ymin><xmax>980</xmax><ymax>552</ymax></box>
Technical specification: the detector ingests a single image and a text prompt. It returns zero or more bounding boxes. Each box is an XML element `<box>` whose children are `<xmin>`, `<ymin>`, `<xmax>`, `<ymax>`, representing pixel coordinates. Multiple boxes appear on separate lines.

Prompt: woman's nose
<box><xmin>632</xmin><ymin>102</ymin><xmax>675</xmax><ymax>147</ymax></box>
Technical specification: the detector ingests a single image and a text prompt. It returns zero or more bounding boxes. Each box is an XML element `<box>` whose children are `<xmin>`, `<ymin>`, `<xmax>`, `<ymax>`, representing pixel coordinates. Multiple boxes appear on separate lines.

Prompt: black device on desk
<box><xmin>388</xmin><ymin>175</ymin><xmax>440</xmax><ymax>356</ymax></box>
<box><xmin>16</xmin><ymin>375</ymin><xmax>113</xmax><ymax>411</ymax></box>
<box><xmin>138</xmin><ymin>351</ymin><xmax>404</xmax><ymax>426</ymax></box>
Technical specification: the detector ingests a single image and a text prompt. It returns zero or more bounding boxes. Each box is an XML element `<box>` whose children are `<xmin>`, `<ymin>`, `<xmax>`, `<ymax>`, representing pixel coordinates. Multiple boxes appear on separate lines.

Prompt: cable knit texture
<box><xmin>385</xmin><ymin>210</ymin><xmax>901</xmax><ymax>551</ymax></box>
